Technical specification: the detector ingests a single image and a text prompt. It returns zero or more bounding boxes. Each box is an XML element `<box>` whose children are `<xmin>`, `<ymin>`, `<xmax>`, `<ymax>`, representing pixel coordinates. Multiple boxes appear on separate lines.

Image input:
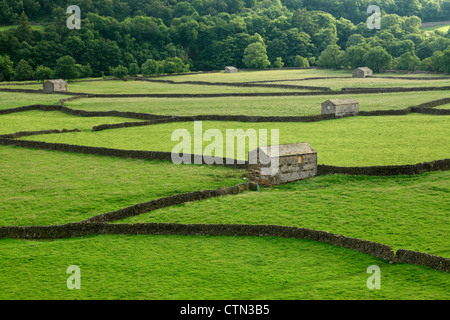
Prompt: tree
<box><xmin>13</xmin><ymin>59</ymin><xmax>34</xmax><ymax>81</ymax></box>
<box><xmin>343</xmin><ymin>44</ymin><xmax>369</xmax><ymax>69</ymax></box>
<box><xmin>394</xmin><ymin>52</ymin><xmax>421</xmax><ymax>71</ymax></box>
<box><xmin>317</xmin><ymin>44</ymin><xmax>344</xmax><ymax>69</ymax></box>
<box><xmin>34</xmin><ymin>65</ymin><xmax>53</xmax><ymax>81</ymax></box>
<box><xmin>363</xmin><ymin>46</ymin><xmax>393</xmax><ymax>72</ymax></box>
<box><xmin>272</xmin><ymin>57</ymin><xmax>284</xmax><ymax>68</ymax></box>
<box><xmin>54</xmin><ymin>56</ymin><xmax>80</xmax><ymax>80</ymax></box>
<box><xmin>112</xmin><ymin>65</ymin><xmax>129</xmax><ymax>79</ymax></box>
<box><xmin>162</xmin><ymin>57</ymin><xmax>190</xmax><ymax>74</ymax></box>
<box><xmin>243</xmin><ymin>42</ymin><xmax>270</xmax><ymax>69</ymax></box>
<box><xmin>129</xmin><ymin>63</ymin><xmax>140</xmax><ymax>76</ymax></box>
<box><xmin>293</xmin><ymin>55</ymin><xmax>309</xmax><ymax>67</ymax></box>
<box><xmin>0</xmin><ymin>55</ymin><xmax>14</xmax><ymax>81</ymax></box>
<box><xmin>15</xmin><ymin>12</ymin><xmax>33</xmax><ymax>43</ymax></box>
<box><xmin>141</xmin><ymin>59</ymin><xmax>162</xmax><ymax>75</ymax></box>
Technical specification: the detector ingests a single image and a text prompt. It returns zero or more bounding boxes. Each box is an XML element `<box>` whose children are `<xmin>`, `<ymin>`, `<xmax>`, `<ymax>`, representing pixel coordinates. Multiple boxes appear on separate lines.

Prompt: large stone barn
<box><xmin>225</xmin><ymin>66</ymin><xmax>238</xmax><ymax>73</ymax></box>
<box><xmin>321</xmin><ymin>98</ymin><xmax>359</xmax><ymax>117</ymax></box>
<box><xmin>43</xmin><ymin>79</ymin><xmax>67</xmax><ymax>94</ymax></box>
<box><xmin>352</xmin><ymin>67</ymin><xmax>373</xmax><ymax>78</ymax></box>
<box><xmin>248</xmin><ymin>143</ymin><xmax>317</xmax><ymax>186</ymax></box>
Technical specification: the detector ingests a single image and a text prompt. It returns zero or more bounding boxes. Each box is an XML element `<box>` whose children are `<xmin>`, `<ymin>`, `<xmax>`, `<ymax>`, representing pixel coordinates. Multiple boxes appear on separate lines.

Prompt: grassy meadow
<box><xmin>266</xmin><ymin>77</ymin><xmax>450</xmax><ymax>90</ymax></box>
<box><xmin>0</xmin><ymin>110</ymin><xmax>146</xmax><ymax>134</ymax></box>
<box><xmin>0</xmin><ymin>146</ymin><xmax>245</xmax><ymax>226</ymax></box>
<box><xmin>0</xmin><ymin>92</ymin><xmax>71</xmax><ymax>109</ymax></box>
<box><xmin>0</xmin><ymin>235</ymin><xmax>448</xmax><ymax>300</ymax></box>
<box><xmin>63</xmin><ymin>91</ymin><xmax>450</xmax><ymax>116</ymax></box>
<box><xmin>118</xmin><ymin>172</ymin><xmax>450</xmax><ymax>257</ymax></box>
<box><xmin>21</xmin><ymin>114</ymin><xmax>450</xmax><ymax>166</ymax></box>
<box><xmin>0</xmin><ymin>79</ymin><xmax>314</xmax><ymax>94</ymax></box>
<box><xmin>1</xmin><ymin>70</ymin><xmax>449</xmax><ymax>300</ymax></box>
<box><xmin>420</xmin><ymin>22</ymin><xmax>450</xmax><ymax>34</ymax></box>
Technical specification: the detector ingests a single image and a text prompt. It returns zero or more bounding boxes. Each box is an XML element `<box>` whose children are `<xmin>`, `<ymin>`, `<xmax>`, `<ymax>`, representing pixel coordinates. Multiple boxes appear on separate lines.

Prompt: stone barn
<box><xmin>321</xmin><ymin>98</ymin><xmax>359</xmax><ymax>117</ymax></box>
<box><xmin>248</xmin><ymin>143</ymin><xmax>317</xmax><ymax>186</ymax></box>
<box><xmin>352</xmin><ymin>67</ymin><xmax>373</xmax><ymax>78</ymax></box>
<box><xmin>225</xmin><ymin>66</ymin><xmax>238</xmax><ymax>73</ymax></box>
<box><xmin>43</xmin><ymin>79</ymin><xmax>67</xmax><ymax>94</ymax></box>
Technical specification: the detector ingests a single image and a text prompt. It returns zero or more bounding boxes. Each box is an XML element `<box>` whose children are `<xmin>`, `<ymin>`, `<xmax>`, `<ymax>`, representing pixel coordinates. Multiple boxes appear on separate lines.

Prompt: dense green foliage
<box><xmin>0</xmin><ymin>0</ymin><xmax>449</xmax><ymax>80</ymax></box>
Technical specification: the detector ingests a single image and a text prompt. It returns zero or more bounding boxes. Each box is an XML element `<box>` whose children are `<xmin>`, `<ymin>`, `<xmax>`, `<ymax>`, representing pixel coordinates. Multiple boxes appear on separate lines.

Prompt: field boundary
<box><xmin>2</xmin><ymin>96</ymin><xmax>449</xmax><ymax>126</ymax></box>
<box><xmin>0</xmin><ymin>128</ymin><xmax>80</xmax><ymax>139</ymax></box>
<box><xmin>0</xmin><ymin>137</ymin><xmax>448</xmax><ymax>176</ymax></box>
<box><xmin>0</xmin><ymin>222</ymin><xmax>448</xmax><ymax>271</ymax></box>
<box><xmin>0</xmin><ymin>138</ymin><xmax>248</xmax><ymax>168</ymax></box>
<box><xmin>84</xmin><ymin>183</ymin><xmax>255</xmax><ymax>223</ymax></box>
<box><xmin>134</xmin><ymin>77</ymin><xmax>332</xmax><ymax>91</ymax></box>
<box><xmin>1</xmin><ymin>86</ymin><xmax>449</xmax><ymax>98</ymax></box>
<box><xmin>317</xmin><ymin>159</ymin><xmax>450</xmax><ymax>176</ymax></box>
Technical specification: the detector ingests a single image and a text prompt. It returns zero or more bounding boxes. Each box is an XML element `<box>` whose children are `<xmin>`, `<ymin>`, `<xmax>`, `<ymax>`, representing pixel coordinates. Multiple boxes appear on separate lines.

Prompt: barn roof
<box><xmin>257</xmin><ymin>143</ymin><xmax>316</xmax><ymax>158</ymax></box>
<box><xmin>325</xmin><ymin>98</ymin><xmax>358</xmax><ymax>106</ymax></box>
<box><xmin>45</xmin><ymin>79</ymin><xmax>66</xmax><ymax>84</ymax></box>
<box><xmin>355</xmin><ymin>67</ymin><xmax>372</xmax><ymax>72</ymax></box>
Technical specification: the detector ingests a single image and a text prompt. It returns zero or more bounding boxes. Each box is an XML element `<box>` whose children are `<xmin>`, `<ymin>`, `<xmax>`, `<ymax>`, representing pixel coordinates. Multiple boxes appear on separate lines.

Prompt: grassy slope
<box><xmin>0</xmin><ymin>25</ymin><xmax>45</xmax><ymax>32</ymax></box>
<box><xmin>64</xmin><ymin>91</ymin><xmax>450</xmax><ymax>116</ymax></box>
<box><xmin>163</xmin><ymin>69</ymin><xmax>450</xmax><ymax>82</ymax></box>
<box><xmin>0</xmin><ymin>146</ymin><xmax>246</xmax><ymax>226</ymax></box>
<box><xmin>0</xmin><ymin>110</ymin><xmax>146</xmax><ymax>134</ymax></box>
<box><xmin>21</xmin><ymin>114</ymin><xmax>450</xmax><ymax>166</ymax></box>
<box><xmin>0</xmin><ymin>235</ymin><xmax>448</xmax><ymax>300</ymax></box>
<box><xmin>0</xmin><ymin>80</ymin><xmax>312</xmax><ymax>93</ymax></box>
<box><xmin>0</xmin><ymin>92</ymin><xmax>71</xmax><ymax>109</ymax></box>
<box><xmin>420</xmin><ymin>23</ymin><xmax>450</xmax><ymax>33</ymax></box>
<box><xmin>267</xmin><ymin>78</ymin><xmax>450</xmax><ymax>90</ymax></box>
<box><xmin>119</xmin><ymin>172</ymin><xmax>450</xmax><ymax>257</ymax></box>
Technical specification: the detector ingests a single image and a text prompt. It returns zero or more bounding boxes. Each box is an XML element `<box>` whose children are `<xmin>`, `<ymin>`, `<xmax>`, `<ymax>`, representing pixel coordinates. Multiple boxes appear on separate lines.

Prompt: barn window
<box><xmin>298</xmin><ymin>156</ymin><xmax>303</xmax><ymax>164</ymax></box>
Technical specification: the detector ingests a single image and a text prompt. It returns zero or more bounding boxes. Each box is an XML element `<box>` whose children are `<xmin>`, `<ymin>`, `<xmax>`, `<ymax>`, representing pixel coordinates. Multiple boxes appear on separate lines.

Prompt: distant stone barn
<box><xmin>225</xmin><ymin>66</ymin><xmax>238</xmax><ymax>73</ymax></box>
<box><xmin>352</xmin><ymin>67</ymin><xmax>373</xmax><ymax>78</ymax></box>
<box><xmin>43</xmin><ymin>79</ymin><xmax>67</xmax><ymax>94</ymax></box>
<box><xmin>248</xmin><ymin>143</ymin><xmax>317</xmax><ymax>186</ymax></box>
<box><xmin>322</xmin><ymin>98</ymin><xmax>359</xmax><ymax>117</ymax></box>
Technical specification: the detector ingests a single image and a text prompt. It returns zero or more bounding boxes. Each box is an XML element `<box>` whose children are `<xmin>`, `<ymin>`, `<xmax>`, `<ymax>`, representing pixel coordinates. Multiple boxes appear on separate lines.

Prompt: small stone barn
<box><xmin>352</xmin><ymin>67</ymin><xmax>373</xmax><ymax>78</ymax></box>
<box><xmin>225</xmin><ymin>66</ymin><xmax>238</xmax><ymax>73</ymax></box>
<box><xmin>321</xmin><ymin>98</ymin><xmax>359</xmax><ymax>117</ymax></box>
<box><xmin>43</xmin><ymin>79</ymin><xmax>67</xmax><ymax>94</ymax></box>
<box><xmin>248</xmin><ymin>143</ymin><xmax>317</xmax><ymax>186</ymax></box>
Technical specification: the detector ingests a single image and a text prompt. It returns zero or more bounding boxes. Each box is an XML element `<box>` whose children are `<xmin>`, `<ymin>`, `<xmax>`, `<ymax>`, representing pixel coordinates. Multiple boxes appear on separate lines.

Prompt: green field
<box><xmin>119</xmin><ymin>172</ymin><xmax>450</xmax><ymax>256</ymax></box>
<box><xmin>266</xmin><ymin>78</ymin><xmax>450</xmax><ymax>90</ymax></box>
<box><xmin>63</xmin><ymin>91</ymin><xmax>450</xmax><ymax>116</ymax></box>
<box><xmin>0</xmin><ymin>92</ymin><xmax>71</xmax><ymax>109</ymax></box>
<box><xmin>0</xmin><ymin>110</ymin><xmax>145</xmax><ymax>134</ymax></box>
<box><xmin>421</xmin><ymin>23</ymin><xmax>450</xmax><ymax>34</ymax></box>
<box><xmin>0</xmin><ymin>146</ymin><xmax>245</xmax><ymax>226</ymax></box>
<box><xmin>1</xmin><ymin>70</ymin><xmax>449</xmax><ymax>300</ymax></box>
<box><xmin>21</xmin><ymin>114</ymin><xmax>450</xmax><ymax>166</ymax></box>
<box><xmin>0</xmin><ymin>79</ymin><xmax>313</xmax><ymax>94</ymax></box>
<box><xmin>0</xmin><ymin>24</ymin><xmax>45</xmax><ymax>32</ymax></box>
<box><xmin>0</xmin><ymin>235</ymin><xmax>448</xmax><ymax>300</ymax></box>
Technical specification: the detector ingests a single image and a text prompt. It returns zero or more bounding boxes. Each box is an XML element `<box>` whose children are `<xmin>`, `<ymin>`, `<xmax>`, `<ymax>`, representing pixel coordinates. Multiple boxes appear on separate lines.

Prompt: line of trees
<box><xmin>0</xmin><ymin>1</ymin><xmax>449</xmax><ymax>81</ymax></box>
<box><xmin>1</xmin><ymin>0</ymin><xmax>449</xmax><ymax>24</ymax></box>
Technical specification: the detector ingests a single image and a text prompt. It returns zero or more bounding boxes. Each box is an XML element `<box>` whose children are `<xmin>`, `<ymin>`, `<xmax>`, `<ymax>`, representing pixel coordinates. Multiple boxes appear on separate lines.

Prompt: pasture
<box><xmin>0</xmin><ymin>68</ymin><xmax>449</xmax><ymax>300</ymax></box>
